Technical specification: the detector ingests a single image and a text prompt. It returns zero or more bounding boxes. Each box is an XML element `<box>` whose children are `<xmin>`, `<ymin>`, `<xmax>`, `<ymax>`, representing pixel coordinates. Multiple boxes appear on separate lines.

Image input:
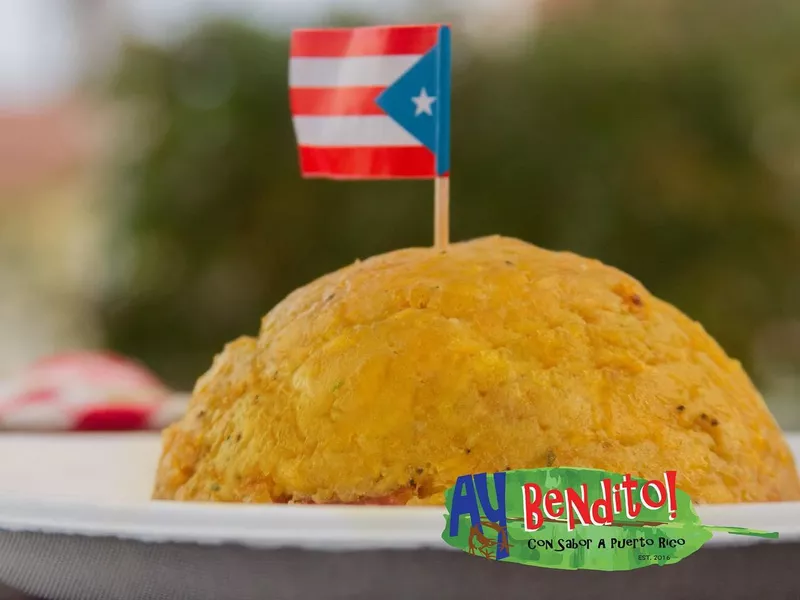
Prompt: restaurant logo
<box><xmin>442</xmin><ymin>468</ymin><xmax>777</xmax><ymax>571</ymax></box>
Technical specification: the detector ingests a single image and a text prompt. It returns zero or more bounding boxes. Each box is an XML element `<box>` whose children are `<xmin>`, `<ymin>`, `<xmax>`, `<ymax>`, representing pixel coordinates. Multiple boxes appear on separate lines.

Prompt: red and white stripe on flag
<box><xmin>289</xmin><ymin>25</ymin><xmax>440</xmax><ymax>179</ymax></box>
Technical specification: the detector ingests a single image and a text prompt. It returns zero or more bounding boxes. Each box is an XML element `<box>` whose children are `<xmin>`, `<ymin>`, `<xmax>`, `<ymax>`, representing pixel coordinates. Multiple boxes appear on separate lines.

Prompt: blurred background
<box><xmin>1</xmin><ymin>0</ymin><xmax>799</xmax><ymax>428</ymax></box>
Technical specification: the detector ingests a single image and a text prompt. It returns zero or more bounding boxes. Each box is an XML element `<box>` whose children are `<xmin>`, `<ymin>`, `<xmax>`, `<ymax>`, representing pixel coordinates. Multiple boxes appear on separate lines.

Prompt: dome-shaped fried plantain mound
<box><xmin>153</xmin><ymin>236</ymin><xmax>800</xmax><ymax>505</ymax></box>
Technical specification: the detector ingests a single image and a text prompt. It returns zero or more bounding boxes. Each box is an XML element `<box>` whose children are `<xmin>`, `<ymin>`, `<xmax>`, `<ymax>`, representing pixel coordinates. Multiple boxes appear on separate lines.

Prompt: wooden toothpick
<box><xmin>434</xmin><ymin>176</ymin><xmax>450</xmax><ymax>249</ymax></box>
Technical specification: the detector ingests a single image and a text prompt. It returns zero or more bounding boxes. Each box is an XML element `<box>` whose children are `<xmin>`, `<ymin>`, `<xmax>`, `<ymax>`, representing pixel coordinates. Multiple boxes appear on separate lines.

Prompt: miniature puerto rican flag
<box><xmin>289</xmin><ymin>24</ymin><xmax>451</xmax><ymax>179</ymax></box>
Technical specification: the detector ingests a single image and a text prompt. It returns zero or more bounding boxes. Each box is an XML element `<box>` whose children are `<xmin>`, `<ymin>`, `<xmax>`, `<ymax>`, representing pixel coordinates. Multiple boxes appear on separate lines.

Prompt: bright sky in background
<box><xmin>0</xmin><ymin>0</ymin><xmax>534</xmax><ymax>109</ymax></box>
<box><xmin>0</xmin><ymin>0</ymin><xmax>79</xmax><ymax>108</ymax></box>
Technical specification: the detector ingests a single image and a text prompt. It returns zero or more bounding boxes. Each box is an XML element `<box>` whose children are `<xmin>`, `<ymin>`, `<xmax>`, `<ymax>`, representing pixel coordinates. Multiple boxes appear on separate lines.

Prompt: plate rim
<box><xmin>0</xmin><ymin>495</ymin><xmax>798</xmax><ymax>550</ymax></box>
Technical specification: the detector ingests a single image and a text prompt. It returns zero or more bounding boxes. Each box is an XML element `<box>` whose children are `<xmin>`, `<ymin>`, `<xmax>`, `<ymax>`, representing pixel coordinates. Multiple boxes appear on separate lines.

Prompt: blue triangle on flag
<box><xmin>376</xmin><ymin>48</ymin><xmax>438</xmax><ymax>153</ymax></box>
<box><xmin>375</xmin><ymin>27</ymin><xmax>450</xmax><ymax>176</ymax></box>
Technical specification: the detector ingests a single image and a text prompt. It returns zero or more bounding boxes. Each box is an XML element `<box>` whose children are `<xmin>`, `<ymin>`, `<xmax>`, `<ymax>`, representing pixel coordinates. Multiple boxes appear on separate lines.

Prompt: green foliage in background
<box><xmin>102</xmin><ymin>0</ymin><xmax>800</xmax><ymax>391</ymax></box>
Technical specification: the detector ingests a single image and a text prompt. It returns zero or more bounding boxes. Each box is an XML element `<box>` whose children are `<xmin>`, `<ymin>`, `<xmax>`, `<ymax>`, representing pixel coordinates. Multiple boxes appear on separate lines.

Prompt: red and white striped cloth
<box><xmin>0</xmin><ymin>353</ymin><xmax>188</xmax><ymax>431</ymax></box>
<box><xmin>289</xmin><ymin>25</ymin><xmax>442</xmax><ymax>178</ymax></box>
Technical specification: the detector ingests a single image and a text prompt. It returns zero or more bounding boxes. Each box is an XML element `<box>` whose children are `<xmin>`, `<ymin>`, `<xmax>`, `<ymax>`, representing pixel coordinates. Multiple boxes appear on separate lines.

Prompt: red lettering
<box><xmin>664</xmin><ymin>471</ymin><xmax>678</xmax><ymax>520</ymax></box>
<box><xmin>523</xmin><ymin>483</ymin><xmax>544</xmax><ymax>530</ymax></box>
<box><xmin>620</xmin><ymin>474</ymin><xmax>641</xmax><ymax>518</ymax></box>
<box><xmin>543</xmin><ymin>489</ymin><xmax>564</xmax><ymax>519</ymax></box>
<box><xmin>591</xmin><ymin>478</ymin><xmax>614</xmax><ymax>525</ymax></box>
<box><xmin>641</xmin><ymin>480</ymin><xmax>667</xmax><ymax>510</ymax></box>
<box><xmin>564</xmin><ymin>484</ymin><xmax>592</xmax><ymax>531</ymax></box>
<box><xmin>612</xmin><ymin>484</ymin><xmax>623</xmax><ymax>514</ymax></box>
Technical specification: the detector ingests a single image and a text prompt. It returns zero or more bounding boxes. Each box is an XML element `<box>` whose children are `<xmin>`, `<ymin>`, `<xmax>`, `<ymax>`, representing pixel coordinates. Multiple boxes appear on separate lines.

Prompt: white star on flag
<box><xmin>412</xmin><ymin>87</ymin><xmax>437</xmax><ymax>117</ymax></box>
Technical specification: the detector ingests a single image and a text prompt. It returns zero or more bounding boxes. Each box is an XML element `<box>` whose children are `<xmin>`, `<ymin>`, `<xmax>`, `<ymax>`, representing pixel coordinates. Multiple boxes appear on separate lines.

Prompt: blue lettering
<box><xmin>474</xmin><ymin>472</ymin><xmax>507</xmax><ymax>528</ymax></box>
<box><xmin>474</xmin><ymin>472</ymin><xmax>509</xmax><ymax>560</ymax></box>
<box><xmin>448</xmin><ymin>475</ymin><xmax>482</xmax><ymax>538</ymax></box>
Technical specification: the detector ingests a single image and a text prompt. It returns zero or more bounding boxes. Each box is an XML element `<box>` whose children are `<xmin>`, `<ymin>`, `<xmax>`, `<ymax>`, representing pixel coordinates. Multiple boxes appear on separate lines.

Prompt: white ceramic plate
<box><xmin>0</xmin><ymin>433</ymin><xmax>799</xmax><ymax>600</ymax></box>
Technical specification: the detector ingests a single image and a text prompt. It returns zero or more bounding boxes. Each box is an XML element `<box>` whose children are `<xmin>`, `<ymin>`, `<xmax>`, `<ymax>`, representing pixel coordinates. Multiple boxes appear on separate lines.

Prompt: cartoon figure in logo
<box><xmin>468</xmin><ymin>521</ymin><xmax>512</xmax><ymax>560</ymax></box>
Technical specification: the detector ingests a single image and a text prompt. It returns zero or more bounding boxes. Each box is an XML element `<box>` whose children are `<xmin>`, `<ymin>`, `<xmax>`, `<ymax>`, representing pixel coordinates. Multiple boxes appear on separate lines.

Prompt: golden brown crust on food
<box><xmin>154</xmin><ymin>236</ymin><xmax>800</xmax><ymax>504</ymax></box>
